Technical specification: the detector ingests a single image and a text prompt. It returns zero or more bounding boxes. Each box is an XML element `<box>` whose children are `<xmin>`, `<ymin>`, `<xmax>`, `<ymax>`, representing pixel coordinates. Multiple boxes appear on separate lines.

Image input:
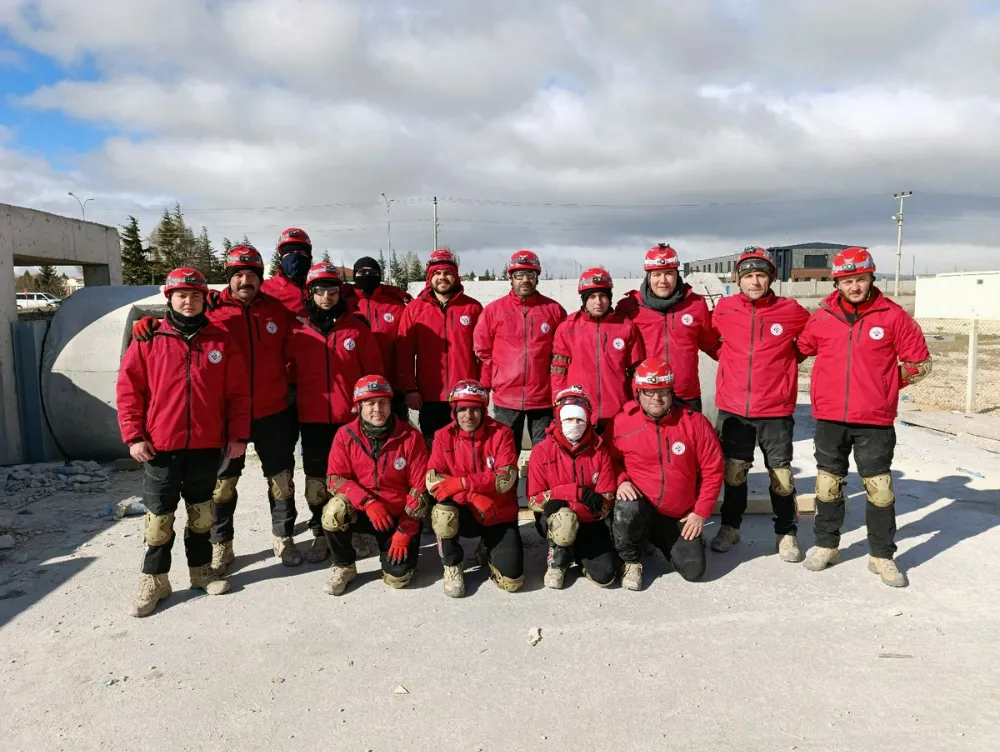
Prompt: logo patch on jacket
<box><xmin>393</xmin><ymin>457</ymin><xmax>406</xmax><ymax>470</ymax></box>
<box><xmin>460</xmin><ymin>315</ymin><xmax>471</xmax><ymax>326</ymax></box>
<box><xmin>344</xmin><ymin>338</ymin><xmax>356</xmax><ymax>351</ymax></box>
<box><xmin>208</xmin><ymin>350</ymin><xmax>223</xmax><ymax>364</ymax></box>
<box><xmin>671</xmin><ymin>441</ymin><xmax>686</xmax><ymax>455</ymax></box>
<box><xmin>383</xmin><ymin>312</ymin><xmax>394</xmax><ymax>323</ymax></box>
<box><xmin>612</xmin><ymin>337</ymin><xmax>625</xmax><ymax>351</ymax></box>
<box><xmin>592</xmin><ymin>471</ymin><xmax>600</xmax><ymax>484</ymax></box>
<box><xmin>869</xmin><ymin>327</ymin><xmax>885</xmax><ymax>340</ymax></box>
<box><xmin>541</xmin><ymin>322</ymin><xmax>551</xmax><ymax>334</ymax></box>
<box><xmin>681</xmin><ymin>314</ymin><xmax>694</xmax><ymax>326</ymax></box>
<box><xmin>266</xmin><ymin>321</ymin><xmax>278</xmax><ymax>334</ymax></box>
<box><xmin>770</xmin><ymin>323</ymin><xmax>783</xmax><ymax>336</ymax></box>
<box><xmin>486</xmin><ymin>456</ymin><xmax>495</xmax><ymax>468</ymax></box>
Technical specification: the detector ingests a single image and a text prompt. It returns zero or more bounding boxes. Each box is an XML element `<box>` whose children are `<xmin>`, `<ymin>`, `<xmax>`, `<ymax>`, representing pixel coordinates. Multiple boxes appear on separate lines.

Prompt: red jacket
<box><xmin>287</xmin><ymin>313</ymin><xmax>383</xmax><ymax>424</ymax></box>
<box><xmin>615</xmin><ymin>286</ymin><xmax>716</xmax><ymax>401</ymax></box>
<box><xmin>606</xmin><ymin>401</ymin><xmax>724</xmax><ymax>520</ymax></box>
<box><xmin>427</xmin><ymin>417</ymin><xmax>519</xmax><ymax>525</ymax></box>
<box><xmin>261</xmin><ymin>273</ymin><xmax>307</xmax><ymax>318</ymax></box>
<box><xmin>395</xmin><ymin>285</ymin><xmax>482</xmax><ymax>402</ymax></box>
<box><xmin>326</xmin><ymin>417</ymin><xmax>428</xmax><ymax>520</ymax></box>
<box><xmin>526</xmin><ymin>427</ymin><xmax>616</xmax><ymax>523</ymax></box>
<box><xmin>343</xmin><ymin>284</ymin><xmax>410</xmax><ymax>391</ymax></box>
<box><xmin>551</xmin><ymin>310</ymin><xmax>645</xmax><ymax>422</ymax></box>
<box><xmin>117</xmin><ymin>319</ymin><xmax>251</xmax><ymax>451</ymax></box>
<box><xmin>474</xmin><ymin>290</ymin><xmax>567</xmax><ymax>411</ymax></box>
<box><xmin>797</xmin><ymin>289</ymin><xmax>930</xmax><ymax>426</ymax></box>
<box><xmin>712</xmin><ymin>293</ymin><xmax>810</xmax><ymax>418</ymax></box>
<box><xmin>208</xmin><ymin>289</ymin><xmax>293</xmax><ymax>421</ymax></box>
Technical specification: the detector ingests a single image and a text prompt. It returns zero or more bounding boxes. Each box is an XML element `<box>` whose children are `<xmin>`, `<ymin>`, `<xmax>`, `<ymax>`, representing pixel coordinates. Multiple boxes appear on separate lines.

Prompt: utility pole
<box><xmin>68</xmin><ymin>191</ymin><xmax>93</xmax><ymax>220</ymax></box>
<box><xmin>432</xmin><ymin>196</ymin><xmax>439</xmax><ymax>251</ymax></box>
<box><xmin>891</xmin><ymin>191</ymin><xmax>912</xmax><ymax>296</ymax></box>
<box><xmin>380</xmin><ymin>192</ymin><xmax>392</xmax><ymax>259</ymax></box>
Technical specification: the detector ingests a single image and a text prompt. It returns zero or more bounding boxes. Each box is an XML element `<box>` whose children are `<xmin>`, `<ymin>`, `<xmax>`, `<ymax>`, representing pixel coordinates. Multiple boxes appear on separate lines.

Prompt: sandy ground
<box><xmin>2</xmin><ymin>398</ymin><xmax>999</xmax><ymax>752</ymax></box>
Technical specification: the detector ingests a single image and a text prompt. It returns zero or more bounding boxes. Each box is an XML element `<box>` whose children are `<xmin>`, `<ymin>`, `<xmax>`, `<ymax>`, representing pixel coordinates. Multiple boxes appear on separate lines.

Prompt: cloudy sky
<box><xmin>2</xmin><ymin>0</ymin><xmax>999</xmax><ymax>278</ymax></box>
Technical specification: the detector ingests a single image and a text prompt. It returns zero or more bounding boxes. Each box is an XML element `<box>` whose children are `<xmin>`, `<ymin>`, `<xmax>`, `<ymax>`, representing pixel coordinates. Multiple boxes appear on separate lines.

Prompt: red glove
<box><xmin>467</xmin><ymin>492</ymin><xmax>498</xmax><ymax>523</ymax></box>
<box><xmin>430</xmin><ymin>475</ymin><xmax>465</xmax><ymax>502</ymax></box>
<box><xmin>205</xmin><ymin>289</ymin><xmax>222</xmax><ymax>311</ymax></box>
<box><xmin>387</xmin><ymin>516</ymin><xmax>419</xmax><ymax>565</ymax></box>
<box><xmin>364</xmin><ymin>500</ymin><xmax>395</xmax><ymax>532</ymax></box>
<box><xmin>131</xmin><ymin>316</ymin><xmax>160</xmax><ymax>342</ymax></box>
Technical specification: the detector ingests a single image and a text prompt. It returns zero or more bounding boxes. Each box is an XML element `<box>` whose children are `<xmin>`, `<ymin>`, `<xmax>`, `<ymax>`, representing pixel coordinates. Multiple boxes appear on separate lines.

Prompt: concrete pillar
<box><xmin>82</xmin><ymin>264</ymin><xmax>112</xmax><ymax>287</ymax></box>
<box><xmin>0</xmin><ymin>222</ymin><xmax>23</xmax><ymax>465</ymax></box>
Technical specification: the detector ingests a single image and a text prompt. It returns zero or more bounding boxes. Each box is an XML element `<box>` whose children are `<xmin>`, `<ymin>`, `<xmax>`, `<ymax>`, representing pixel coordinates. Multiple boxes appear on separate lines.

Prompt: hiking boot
<box><xmin>443</xmin><ymin>564</ymin><xmax>465</xmax><ymax>598</ymax></box>
<box><xmin>621</xmin><ymin>561</ymin><xmax>643</xmax><ymax>591</ymax></box>
<box><xmin>803</xmin><ymin>546</ymin><xmax>840</xmax><ymax>571</ymax></box>
<box><xmin>323</xmin><ymin>563</ymin><xmax>357</xmax><ymax>595</ymax></box>
<box><xmin>776</xmin><ymin>534</ymin><xmax>804</xmax><ymax>563</ymax></box>
<box><xmin>189</xmin><ymin>565</ymin><xmax>230</xmax><ymax>595</ymax></box>
<box><xmin>710</xmin><ymin>525</ymin><xmax>741</xmax><ymax>552</ymax></box>
<box><xmin>210</xmin><ymin>541</ymin><xmax>235</xmax><ymax>576</ymax></box>
<box><xmin>868</xmin><ymin>556</ymin><xmax>908</xmax><ymax>588</ymax></box>
<box><xmin>273</xmin><ymin>535</ymin><xmax>303</xmax><ymax>567</ymax></box>
<box><xmin>306</xmin><ymin>535</ymin><xmax>330</xmax><ymax>563</ymax></box>
<box><xmin>129</xmin><ymin>574</ymin><xmax>171</xmax><ymax>617</ymax></box>
<box><xmin>351</xmin><ymin>533</ymin><xmax>377</xmax><ymax>560</ymax></box>
<box><xmin>543</xmin><ymin>566</ymin><xmax>566</xmax><ymax>590</ymax></box>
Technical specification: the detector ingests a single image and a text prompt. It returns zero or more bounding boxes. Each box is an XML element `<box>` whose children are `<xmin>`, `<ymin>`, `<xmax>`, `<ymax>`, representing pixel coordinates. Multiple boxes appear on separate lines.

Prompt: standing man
<box><xmin>343</xmin><ymin>256</ymin><xmax>411</xmax><ymax>419</ymax></box>
<box><xmin>130</xmin><ymin>246</ymin><xmax>298</xmax><ymax>576</ymax></box>
<box><xmin>551</xmin><ymin>268</ymin><xmax>644</xmax><ymax>433</ymax></box>
<box><xmin>796</xmin><ymin>247</ymin><xmax>931</xmax><ymax>587</ymax></box>
<box><xmin>474</xmin><ymin>249</ymin><xmax>566</xmax><ymax>451</ymax></box>
<box><xmin>615</xmin><ymin>243</ymin><xmax>718</xmax><ymax>412</ymax></box>
<box><xmin>606</xmin><ymin>359</ymin><xmax>724</xmax><ymax>591</ymax></box>
<box><xmin>261</xmin><ymin>227</ymin><xmax>313</xmax><ymax>316</ymax></box>
<box><xmin>709</xmin><ymin>247</ymin><xmax>810</xmax><ymax>562</ymax></box>
<box><xmin>117</xmin><ymin>268</ymin><xmax>250</xmax><ymax>617</ymax></box>
<box><xmin>396</xmin><ymin>249</ymin><xmax>483</xmax><ymax>443</ymax></box>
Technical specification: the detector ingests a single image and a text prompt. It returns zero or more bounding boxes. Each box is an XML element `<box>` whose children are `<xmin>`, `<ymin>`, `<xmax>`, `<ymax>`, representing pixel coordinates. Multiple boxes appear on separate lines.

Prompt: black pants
<box><xmin>814</xmin><ymin>420</ymin><xmax>897</xmax><ymax>558</ymax></box>
<box><xmin>716</xmin><ymin>409</ymin><xmax>797</xmax><ymax>534</ymax></box>
<box><xmin>418</xmin><ymin>401</ymin><xmax>453</xmax><ymax>443</ymax></box>
<box><xmin>436</xmin><ymin>501</ymin><xmax>524</xmax><ymax>580</ymax></box>
<box><xmin>674</xmin><ymin>396</ymin><xmax>703</xmax><ymax>413</ymax></box>
<box><xmin>325</xmin><ymin>511</ymin><xmax>420</xmax><ymax>578</ymax></box>
<box><xmin>300</xmin><ymin>422</ymin><xmax>343</xmax><ymax>536</ymax></box>
<box><xmin>141</xmin><ymin>448</ymin><xmax>221</xmax><ymax>574</ymax></box>
<box><xmin>535</xmin><ymin>512</ymin><xmax>616</xmax><ymax>585</ymax></box>
<box><xmin>213</xmin><ymin>409</ymin><xmax>296</xmax><ymax>542</ymax></box>
<box><xmin>612</xmin><ymin>497</ymin><xmax>706</xmax><ymax>581</ymax></box>
<box><xmin>492</xmin><ymin>406</ymin><xmax>552</xmax><ymax>453</ymax></box>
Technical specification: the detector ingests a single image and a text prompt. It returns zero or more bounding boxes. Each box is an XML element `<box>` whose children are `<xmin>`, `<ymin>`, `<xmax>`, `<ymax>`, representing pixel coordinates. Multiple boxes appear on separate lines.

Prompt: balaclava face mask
<box><xmin>279</xmin><ymin>243</ymin><xmax>312</xmax><ymax>282</ymax></box>
<box><xmin>353</xmin><ymin>256</ymin><xmax>382</xmax><ymax>296</ymax></box>
<box><xmin>560</xmin><ymin>404</ymin><xmax>588</xmax><ymax>444</ymax></box>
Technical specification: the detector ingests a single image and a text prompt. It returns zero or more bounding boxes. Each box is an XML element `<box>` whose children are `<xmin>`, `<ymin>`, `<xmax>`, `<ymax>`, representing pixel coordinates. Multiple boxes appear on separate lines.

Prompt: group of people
<box><xmin>116</xmin><ymin>230</ymin><xmax>932</xmax><ymax>617</ymax></box>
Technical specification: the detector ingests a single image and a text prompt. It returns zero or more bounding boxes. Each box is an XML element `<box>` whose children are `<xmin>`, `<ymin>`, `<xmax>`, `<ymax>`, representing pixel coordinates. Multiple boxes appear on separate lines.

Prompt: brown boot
<box><xmin>803</xmin><ymin>546</ymin><xmax>840</xmax><ymax>571</ymax></box>
<box><xmin>710</xmin><ymin>525</ymin><xmax>741</xmax><ymax>552</ymax></box>
<box><xmin>868</xmin><ymin>556</ymin><xmax>908</xmax><ymax>587</ymax></box>
<box><xmin>273</xmin><ymin>535</ymin><xmax>303</xmax><ymax>567</ymax></box>
<box><xmin>323</xmin><ymin>563</ymin><xmax>357</xmax><ymax>595</ymax></box>
<box><xmin>188</xmin><ymin>565</ymin><xmax>230</xmax><ymax>595</ymax></box>
<box><xmin>129</xmin><ymin>574</ymin><xmax>171</xmax><ymax>617</ymax></box>
<box><xmin>621</xmin><ymin>561</ymin><xmax>643</xmax><ymax>591</ymax></box>
<box><xmin>776</xmin><ymin>534</ymin><xmax>804</xmax><ymax>563</ymax></box>
<box><xmin>442</xmin><ymin>565</ymin><xmax>465</xmax><ymax>598</ymax></box>
<box><xmin>210</xmin><ymin>541</ymin><xmax>235</xmax><ymax>576</ymax></box>
<box><xmin>306</xmin><ymin>535</ymin><xmax>330</xmax><ymax>563</ymax></box>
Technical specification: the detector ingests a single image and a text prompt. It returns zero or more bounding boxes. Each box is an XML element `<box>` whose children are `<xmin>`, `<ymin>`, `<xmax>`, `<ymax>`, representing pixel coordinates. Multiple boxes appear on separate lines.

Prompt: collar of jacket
<box><xmin>821</xmin><ymin>286</ymin><xmax>886</xmax><ymax>320</ymax></box>
<box><xmin>737</xmin><ymin>290</ymin><xmax>777</xmax><ymax>309</ymax></box>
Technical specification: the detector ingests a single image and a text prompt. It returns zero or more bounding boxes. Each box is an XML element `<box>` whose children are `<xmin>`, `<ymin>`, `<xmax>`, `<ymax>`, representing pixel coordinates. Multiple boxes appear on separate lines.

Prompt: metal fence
<box><xmin>905</xmin><ymin>318</ymin><xmax>1000</xmax><ymax>414</ymax></box>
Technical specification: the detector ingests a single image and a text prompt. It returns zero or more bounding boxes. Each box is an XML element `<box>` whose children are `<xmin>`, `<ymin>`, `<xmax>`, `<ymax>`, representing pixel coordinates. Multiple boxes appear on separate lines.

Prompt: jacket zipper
<box><xmin>326</xmin><ymin>330</ymin><xmax>337</xmax><ymax>424</ymax></box>
<box><xmin>185</xmin><ymin>343</ymin><xmax>193</xmax><ymax>449</ymax></box>
<box><xmin>843</xmin><ymin>322</ymin><xmax>859</xmax><ymax>422</ymax></box>
<box><xmin>663</xmin><ymin>312</ymin><xmax>671</xmax><ymax>362</ymax></box>
<box><xmin>655</xmin><ymin>424</ymin><xmax>667</xmax><ymax>501</ymax></box>
<box><xmin>244</xmin><ymin>307</ymin><xmax>257</xmax><ymax>419</ymax></box>
<box><xmin>521</xmin><ymin>303</ymin><xmax>529</xmax><ymax>411</ymax></box>
<box><xmin>744</xmin><ymin>304</ymin><xmax>757</xmax><ymax>417</ymax></box>
<box><xmin>595</xmin><ymin>320</ymin><xmax>602</xmax><ymax>420</ymax></box>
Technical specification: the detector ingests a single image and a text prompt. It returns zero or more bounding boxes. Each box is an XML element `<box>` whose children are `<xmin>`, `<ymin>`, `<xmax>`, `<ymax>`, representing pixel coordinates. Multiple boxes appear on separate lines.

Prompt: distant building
<box><xmin>64</xmin><ymin>277</ymin><xmax>85</xmax><ymax>293</ymax></box>
<box><xmin>682</xmin><ymin>242</ymin><xmax>854</xmax><ymax>282</ymax></box>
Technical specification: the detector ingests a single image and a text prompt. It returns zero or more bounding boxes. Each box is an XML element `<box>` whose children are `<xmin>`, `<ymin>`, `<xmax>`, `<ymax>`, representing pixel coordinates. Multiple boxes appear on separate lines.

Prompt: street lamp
<box><xmin>380</xmin><ymin>192</ymin><xmax>392</xmax><ymax>258</ymax></box>
<box><xmin>68</xmin><ymin>191</ymin><xmax>94</xmax><ymax>220</ymax></box>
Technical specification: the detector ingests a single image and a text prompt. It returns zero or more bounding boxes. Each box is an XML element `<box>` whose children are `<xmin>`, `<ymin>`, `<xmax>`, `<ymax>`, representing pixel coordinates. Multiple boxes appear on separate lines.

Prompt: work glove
<box><xmin>364</xmin><ymin>499</ymin><xmax>395</xmax><ymax>532</ymax></box>
<box><xmin>467</xmin><ymin>492</ymin><xmax>498</xmax><ymax>523</ymax></box>
<box><xmin>205</xmin><ymin>289</ymin><xmax>222</xmax><ymax>311</ymax></box>
<box><xmin>429</xmin><ymin>474</ymin><xmax>465</xmax><ymax>502</ymax></box>
<box><xmin>580</xmin><ymin>489</ymin><xmax>608</xmax><ymax>518</ymax></box>
<box><xmin>131</xmin><ymin>316</ymin><xmax>160</xmax><ymax>342</ymax></box>
<box><xmin>387</xmin><ymin>516</ymin><xmax>419</xmax><ymax>565</ymax></box>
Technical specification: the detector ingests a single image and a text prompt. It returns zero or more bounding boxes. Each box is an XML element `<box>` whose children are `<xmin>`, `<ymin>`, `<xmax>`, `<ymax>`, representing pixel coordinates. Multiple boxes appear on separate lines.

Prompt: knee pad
<box><xmin>144</xmin><ymin>511</ymin><xmax>175</xmax><ymax>546</ymax></box>
<box><xmin>815</xmin><ymin>470</ymin><xmax>845</xmax><ymax>503</ymax></box>
<box><xmin>185</xmin><ymin>501</ymin><xmax>214</xmax><ymax>534</ymax></box>
<box><xmin>725</xmin><ymin>458</ymin><xmax>752</xmax><ymax>486</ymax></box>
<box><xmin>768</xmin><ymin>466</ymin><xmax>795</xmax><ymax>496</ymax></box>
<box><xmin>268</xmin><ymin>470</ymin><xmax>294</xmax><ymax>501</ymax></box>
<box><xmin>213</xmin><ymin>477</ymin><xmax>239</xmax><ymax>504</ymax></box>
<box><xmin>546</xmin><ymin>506</ymin><xmax>579</xmax><ymax>547</ymax></box>
<box><xmin>305</xmin><ymin>476</ymin><xmax>329</xmax><ymax>507</ymax></box>
<box><xmin>382</xmin><ymin>570</ymin><xmax>414</xmax><ymax>589</ymax></box>
<box><xmin>405</xmin><ymin>488</ymin><xmax>430</xmax><ymax>521</ymax></box>
<box><xmin>488</xmin><ymin>562</ymin><xmax>523</xmax><ymax>593</ymax></box>
<box><xmin>321</xmin><ymin>494</ymin><xmax>356</xmax><ymax>532</ymax></box>
<box><xmin>584</xmin><ymin>567</ymin><xmax>616</xmax><ymax>588</ymax></box>
<box><xmin>863</xmin><ymin>473</ymin><xmax>895</xmax><ymax>508</ymax></box>
<box><xmin>431</xmin><ymin>503</ymin><xmax>460</xmax><ymax>539</ymax></box>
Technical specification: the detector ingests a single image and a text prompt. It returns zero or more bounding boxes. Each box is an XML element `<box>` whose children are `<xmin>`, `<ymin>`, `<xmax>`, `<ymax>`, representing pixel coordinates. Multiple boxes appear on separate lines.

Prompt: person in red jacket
<box><xmin>396</xmin><ymin>249</ymin><xmax>483</xmax><ymax>442</ymax></box>
<box><xmin>116</xmin><ymin>268</ymin><xmax>251</xmax><ymax>617</ymax></box>
<box><xmin>260</xmin><ymin>227</ymin><xmax>312</xmax><ymax>317</ymax></box>
<box><xmin>606</xmin><ymin>358</ymin><xmax>724</xmax><ymax>591</ymax></box>
<box><xmin>426</xmin><ymin>380</ymin><xmax>523</xmax><ymax>597</ymax></box>
<box><xmin>286</xmin><ymin>263</ymin><xmax>383</xmax><ymax>565</ymax></box>
<box><xmin>551</xmin><ymin>268</ymin><xmax>644</xmax><ymax>433</ymax></box>
<box><xmin>709</xmin><ymin>247</ymin><xmax>810</xmax><ymax>562</ymax></box>
<box><xmin>474</xmin><ymin>250</ymin><xmax>567</xmax><ymax>451</ymax></box>
<box><xmin>615</xmin><ymin>243</ymin><xmax>718</xmax><ymax>412</ymax></box>
<box><xmin>796</xmin><ymin>247</ymin><xmax>931</xmax><ymax>587</ymax></box>
<box><xmin>130</xmin><ymin>246</ymin><xmax>299</xmax><ymax>576</ymax></box>
<box><xmin>527</xmin><ymin>386</ymin><xmax>617</xmax><ymax>589</ymax></box>
<box><xmin>321</xmin><ymin>376</ymin><xmax>429</xmax><ymax>595</ymax></box>
<box><xmin>342</xmin><ymin>256</ymin><xmax>411</xmax><ymax>419</ymax></box>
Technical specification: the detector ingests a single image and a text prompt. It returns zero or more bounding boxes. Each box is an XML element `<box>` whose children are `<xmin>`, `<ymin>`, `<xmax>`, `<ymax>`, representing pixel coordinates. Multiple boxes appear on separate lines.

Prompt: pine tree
<box><xmin>378</xmin><ymin>249</ymin><xmax>387</xmax><ymax>276</ymax></box>
<box><xmin>119</xmin><ymin>216</ymin><xmax>151</xmax><ymax>285</ymax></box>
<box><xmin>321</xmin><ymin>249</ymin><xmax>332</xmax><ymax>264</ymax></box>
<box><xmin>389</xmin><ymin>250</ymin><xmax>404</xmax><ymax>287</ymax></box>
<box><xmin>15</xmin><ymin>270</ymin><xmax>35</xmax><ymax>292</ymax></box>
<box><xmin>149</xmin><ymin>243</ymin><xmax>166</xmax><ymax>285</ymax></box>
<box><xmin>36</xmin><ymin>264</ymin><xmax>66</xmax><ymax>297</ymax></box>
<box><xmin>405</xmin><ymin>251</ymin><xmax>425</xmax><ymax>283</ymax></box>
<box><xmin>268</xmin><ymin>250</ymin><xmax>282</xmax><ymax>278</ymax></box>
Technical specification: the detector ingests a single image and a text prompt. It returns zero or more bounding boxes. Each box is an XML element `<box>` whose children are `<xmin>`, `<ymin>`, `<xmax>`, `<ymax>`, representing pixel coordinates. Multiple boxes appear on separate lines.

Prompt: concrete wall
<box><xmin>915</xmin><ymin>271</ymin><xmax>1000</xmax><ymax>319</ymax></box>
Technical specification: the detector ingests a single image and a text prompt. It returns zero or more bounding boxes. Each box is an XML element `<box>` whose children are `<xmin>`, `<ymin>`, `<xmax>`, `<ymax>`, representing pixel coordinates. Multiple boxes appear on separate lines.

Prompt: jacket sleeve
<box><xmin>526</xmin><ymin>449</ymin><xmax>549</xmax><ymax>511</ymax></box>
<box><xmin>628</xmin><ymin>320</ymin><xmax>645</xmax><ymax>368</ymax></box>
<box><xmin>358</xmin><ymin>321</ymin><xmax>384</xmax><ymax>376</ymax></box>
<box><xmin>394</xmin><ymin>306</ymin><xmax>419</xmax><ymax>392</ymax></box>
<box><xmin>698</xmin><ymin>301</ymin><xmax>722</xmax><ymax>360</ymax></box>
<box><xmin>692</xmin><ymin>413</ymin><xmax>725</xmax><ymax>519</ymax></box>
<box><xmin>326</xmin><ymin>433</ymin><xmax>372</xmax><ymax>509</ymax></box>
<box><xmin>567</xmin><ymin>447</ymin><xmax>617</xmax><ymax>522</ymax></box>
<box><xmin>403</xmin><ymin>433</ymin><xmax>431</xmax><ymax>519</ymax></box>
<box><xmin>462</xmin><ymin>429</ymin><xmax>519</xmax><ymax>495</ymax></box>
<box><xmin>550</xmin><ymin>324</ymin><xmax>571</xmax><ymax>394</ymax></box>
<box><xmin>603</xmin><ymin>420</ymin><xmax>631</xmax><ymax>487</ymax></box>
<box><xmin>116</xmin><ymin>341</ymin><xmax>149</xmax><ymax>444</ymax></box>
<box><xmin>894</xmin><ymin>310</ymin><xmax>931</xmax><ymax>366</ymax></box>
<box><xmin>795</xmin><ymin>313</ymin><xmax>820</xmax><ymax>358</ymax></box>
<box><xmin>472</xmin><ymin>306</ymin><xmax>494</xmax><ymax>390</ymax></box>
<box><xmin>224</xmin><ymin>339</ymin><xmax>252</xmax><ymax>443</ymax></box>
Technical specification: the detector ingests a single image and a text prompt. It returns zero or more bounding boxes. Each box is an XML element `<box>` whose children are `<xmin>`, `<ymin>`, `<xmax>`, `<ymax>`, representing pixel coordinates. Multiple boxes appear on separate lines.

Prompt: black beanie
<box><xmin>354</xmin><ymin>256</ymin><xmax>381</xmax><ymax>275</ymax></box>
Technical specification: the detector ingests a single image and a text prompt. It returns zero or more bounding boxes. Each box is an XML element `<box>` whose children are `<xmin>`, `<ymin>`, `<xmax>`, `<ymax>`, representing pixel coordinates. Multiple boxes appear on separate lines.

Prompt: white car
<box><xmin>16</xmin><ymin>292</ymin><xmax>62</xmax><ymax>309</ymax></box>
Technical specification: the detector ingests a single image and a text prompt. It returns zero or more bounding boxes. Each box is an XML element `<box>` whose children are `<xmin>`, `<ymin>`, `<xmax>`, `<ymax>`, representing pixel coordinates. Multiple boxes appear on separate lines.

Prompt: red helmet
<box><xmin>427</xmin><ymin>248</ymin><xmax>458</xmax><ymax>271</ymax></box>
<box><xmin>578</xmin><ymin>267</ymin><xmax>613</xmax><ymax>295</ymax></box>
<box><xmin>277</xmin><ymin>227</ymin><xmax>312</xmax><ymax>255</ymax></box>
<box><xmin>507</xmin><ymin>249</ymin><xmax>541</xmax><ymax>274</ymax></box>
<box><xmin>736</xmin><ymin>246</ymin><xmax>776</xmax><ymax>278</ymax></box>
<box><xmin>225</xmin><ymin>244</ymin><xmax>265</xmax><ymax>274</ymax></box>
<box><xmin>163</xmin><ymin>267</ymin><xmax>209</xmax><ymax>297</ymax></box>
<box><xmin>305</xmin><ymin>262</ymin><xmax>343</xmax><ymax>287</ymax></box>
<box><xmin>644</xmin><ymin>243</ymin><xmax>680</xmax><ymax>271</ymax></box>
<box><xmin>832</xmin><ymin>247</ymin><xmax>876</xmax><ymax>278</ymax></box>
<box><xmin>553</xmin><ymin>385</ymin><xmax>593</xmax><ymax>413</ymax></box>
<box><xmin>448</xmin><ymin>379</ymin><xmax>489</xmax><ymax>408</ymax></box>
<box><xmin>352</xmin><ymin>375</ymin><xmax>393</xmax><ymax>407</ymax></box>
<box><xmin>632</xmin><ymin>358</ymin><xmax>675</xmax><ymax>391</ymax></box>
